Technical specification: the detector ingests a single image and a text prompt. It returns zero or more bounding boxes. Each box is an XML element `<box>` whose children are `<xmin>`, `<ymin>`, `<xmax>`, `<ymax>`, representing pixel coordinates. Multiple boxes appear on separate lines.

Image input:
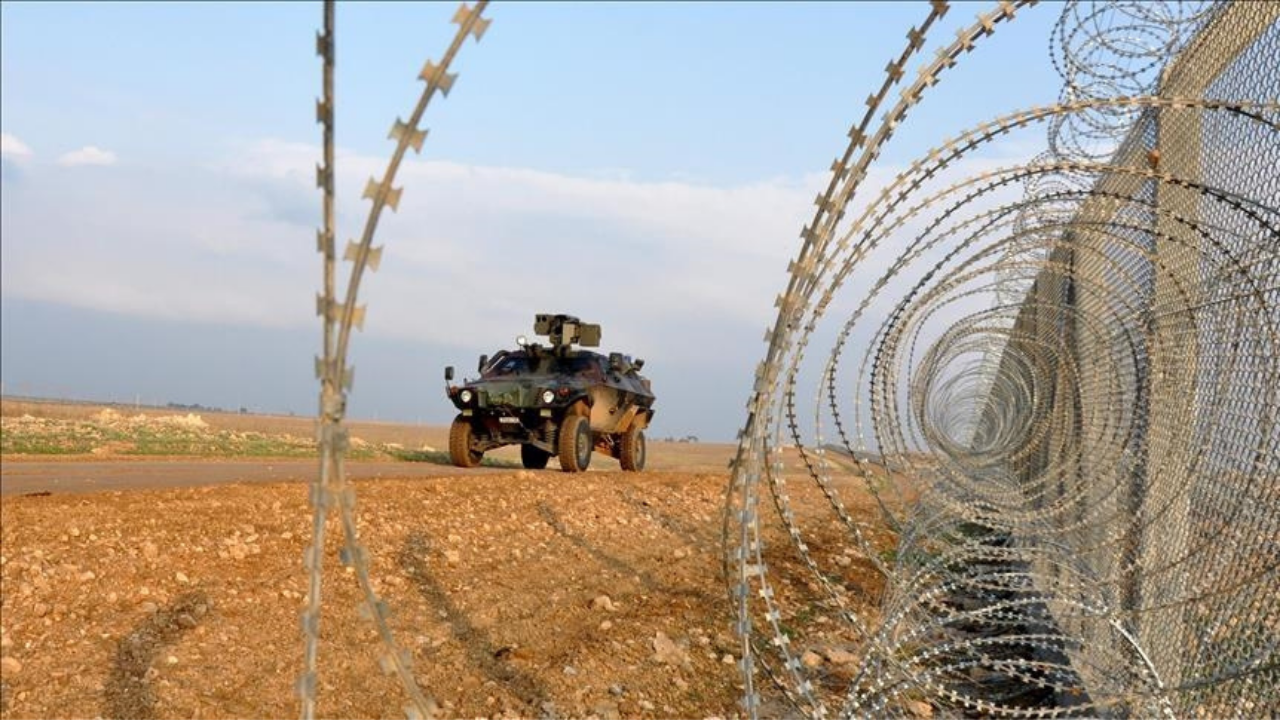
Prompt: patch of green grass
<box><xmin>1</xmin><ymin>418</ymin><xmax>323</xmax><ymax>458</ymax></box>
<box><xmin>1</xmin><ymin>433</ymin><xmax>96</xmax><ymax>454</ymax></box>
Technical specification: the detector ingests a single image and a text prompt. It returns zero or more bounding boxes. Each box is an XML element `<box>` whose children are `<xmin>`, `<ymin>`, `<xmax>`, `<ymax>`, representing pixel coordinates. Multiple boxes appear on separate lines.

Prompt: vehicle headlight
<box><xmin>459</xmin><ymin>390</ymin><xmax>473</xmax><ymax>404</ymax></box>
<box><xmin>541</xmin><ymin>390</ymin><xmax>555</xmax><ymax>404</ymax></box>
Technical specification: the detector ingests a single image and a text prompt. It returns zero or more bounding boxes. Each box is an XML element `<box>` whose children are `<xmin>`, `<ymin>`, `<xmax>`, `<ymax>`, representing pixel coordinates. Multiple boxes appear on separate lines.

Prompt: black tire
<box><xmin>448</xmin><ymin>416</ymin><xmax>483</xmax><ymax>468</ymax></box>
<box><xmin>619</xmin><ymin>427</ymin><xmax>646</xmax><ymax>471</ymax></box>
<box><xmin>558</xmin><ymin>414</ymin><xmax>592</xmax><ymax>472</ymax></box>
<box><xmin>520</xmin><ymin>443</ymin><xmax>551</xmax><ymax>470</ymax></box>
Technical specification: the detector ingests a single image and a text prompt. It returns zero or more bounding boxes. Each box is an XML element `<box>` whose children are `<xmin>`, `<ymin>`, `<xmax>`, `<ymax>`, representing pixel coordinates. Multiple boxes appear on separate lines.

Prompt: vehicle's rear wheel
<box><xmin>619</xmin><ymin>427</ymin><xmax>646</xmax><ymax>471</ymax></box>
<box><xmin>448</xmin><ymin>416</ymin><xmax>483</xmax><ymax>468</ymax></box>
<box><xmin>521</xmin><ymin>443</ymin><xmax>551</xmax><ymax>470</ymax></box>
<box><xmin>558</xmin><ymin>414</ymin><xmax>592</xmax><ymax>472</ymax></box>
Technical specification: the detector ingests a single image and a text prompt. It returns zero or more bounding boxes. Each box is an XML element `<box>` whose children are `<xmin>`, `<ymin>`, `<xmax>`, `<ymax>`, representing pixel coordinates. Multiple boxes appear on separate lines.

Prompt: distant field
<box><xmin>0</xmin><ymin>397</ymin><xmax>737</xmax><ymax>472</ymax></box>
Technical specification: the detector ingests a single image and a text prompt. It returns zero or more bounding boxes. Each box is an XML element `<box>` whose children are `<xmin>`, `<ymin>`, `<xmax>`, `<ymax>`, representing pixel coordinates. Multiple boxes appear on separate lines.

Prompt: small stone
<box><xmin>722</xmin><ymin>653</ymin><xmax>735</xmax><ymax>665</ymax></box>
<box><xmin>562</xmin><ymin>665</ymin><xmax>577</xmax><ymax>676</ymax></box>
<box><xmin>599</xmin><ymin>620</ymin><xmax>613</xmax><ymax>631</ymax></box>
<box><xmin>33</xmin><ymin>603</ymin><xmax>50</xmax><ymax>617</ymax></box>
<box><xmin>824</xmin><ymin>647</ymin><xmax>858</xmax><ymax>664</ymax></box>
<box><xmin>591</xmin><ymin>595</ymin><xmax>616</xmax><ymax>612</ymax></box>
<box><xmin>651</xmin><ymin>631</ymin><xmax>690</xmax><ymax>667</ymax></box>
<box><xmin>140</xmin><ymin>601</ymin><xmax>159</xmax><ymax>614</ymax></box>
<box><xmin>175</xmin><ymin>572</ymin><xmax>189</xmax><ymax>584</ymax></box>
<box><xmin>78</xmin><ymin>570</ymin><xmax>96</xmax><ymax>582</ymax></box>
<box><xmin>165</xmin><ymin>655</ymin><xmax>179</xmax><ymax>665</ymax></box>
<box><xmin>106</xmin><ymin>592</ymin><xmax>118</xmax><ymax>603</ymax></box>
<box><xmin>638</xmin><ymin>700</ymin><xmax>655</xmax><ymax>711</ymax></box>
<box><xmin>444</xmin><ymin>550</ymin><xmax>461</xmax><ymax>565</ymax></box>
<box><xmin>69</xmin><ymin>527</ymin><xmax>81</xmax><ymax>537</ymax></box>
<box><xmin>608</xmin><ymin>684</ymin><xmax>624</xmax><ymax>697</ymax></box>
<box><xmin>672</xmin><ymin>548</ymin><xmax>687</xmax><ymax>559</ymax></box>
<box><xmin>1</xmin><ymin>656</ymin><xmax>21</xmax><ymax>675</ymax></box>
<box><xmin>447</xmin><ymin>534</ymin><xmax>463</xmax><ymax>543</ymax></box>
<box><xmin>592</xmin><ymin>701</ymin><xmax>621</xmax><ymax>720</ymax></box>
<box><xmin>801</xmin><ymin>650</ymin><xmax>823</xmax><ymax>668</ymax></box>
<box><xmin>834</xmin><ymin>555</ymin><xmax>852</xmax><ymax>567</ymax></box>
<box><xmin>905</xmin><ymin>700</ymin><xmax>933</xmax><ymax>718</ymax></box>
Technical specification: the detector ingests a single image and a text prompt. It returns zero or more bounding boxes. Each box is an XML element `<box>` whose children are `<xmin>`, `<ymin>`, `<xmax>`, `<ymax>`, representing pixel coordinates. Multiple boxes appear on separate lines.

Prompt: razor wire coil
<box><xmin>304</xmin><ymin>3</ymin><xmax>490</xmax><ymax>718</ymax></box>
<box><xmin>728</xmin><ymin>1</ymin><xmax>1280</xmax><ymax>717</ymax></box>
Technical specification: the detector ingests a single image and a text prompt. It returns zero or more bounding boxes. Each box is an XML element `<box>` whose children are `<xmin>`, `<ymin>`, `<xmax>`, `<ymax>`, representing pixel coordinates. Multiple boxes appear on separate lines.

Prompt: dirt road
<box><xmin>0</xmin><ymin>459</ymin><xmax>509</xmax><ymax>496</ymax></box>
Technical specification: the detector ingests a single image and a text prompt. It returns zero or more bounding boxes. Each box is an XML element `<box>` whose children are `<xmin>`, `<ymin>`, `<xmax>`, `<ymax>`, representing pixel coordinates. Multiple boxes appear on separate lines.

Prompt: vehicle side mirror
<box><xmin>445</xmin><ymin>366</ymin><xmax>455</xmax><ymax>382</ymax></box>
<box><xmin>608</xmin><ymin>352</ymin><xmax>624</xmax><ymax>372</ymax></box>
<box><xmin>477</xmin><ymin>354</ymin><xmax>488</xmax><ymax>373</ymax></box>
<box><xmin>633</xmin><ymin>358</ymin><xmax>644</xmax><ymax>371</ymax></box>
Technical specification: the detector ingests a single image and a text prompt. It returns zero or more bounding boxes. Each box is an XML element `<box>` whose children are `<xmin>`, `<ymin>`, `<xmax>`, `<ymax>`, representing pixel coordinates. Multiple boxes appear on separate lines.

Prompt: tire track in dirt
<box><xmin>102</xmin><ymin>591</ymin><xmax>211</xmax><ymax>720</ymax></box>
<box><xmin>397</xmin><ymin>533</ymin><xmax>549</xmax><ymax>713</ymax></box>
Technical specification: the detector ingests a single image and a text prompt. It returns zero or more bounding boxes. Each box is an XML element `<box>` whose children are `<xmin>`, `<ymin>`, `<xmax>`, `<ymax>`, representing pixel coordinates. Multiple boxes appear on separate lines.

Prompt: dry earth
<box><xmin>0</xmin><ymin>401</ymin><xmax>895</xmax><ymax>719</ymax></box>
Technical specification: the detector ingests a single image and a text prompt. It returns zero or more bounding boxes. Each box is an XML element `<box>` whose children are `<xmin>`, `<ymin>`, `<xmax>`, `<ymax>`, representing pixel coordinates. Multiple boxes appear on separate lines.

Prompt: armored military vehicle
<box><xmin>444</xmin><ymin>314</ymin><xmax>655</xmax><ymax>472</ymax></box>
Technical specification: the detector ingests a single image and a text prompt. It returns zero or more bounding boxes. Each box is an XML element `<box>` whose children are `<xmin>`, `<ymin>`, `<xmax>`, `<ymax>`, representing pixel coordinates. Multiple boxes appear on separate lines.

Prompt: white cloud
<box><xmin>2</xmin><ymin>136</ymin><xmax>1034</xmax><ymax>366</ymax></box>
<box><xmin>57</xmin><ymin>145</ymin><xmax>117</xmax><ymax>167</ymax></box>
<box><xmin>1</xmin><ymin>133</ymin><xmax>33</xmax><ymax>159</ymax></box>
<box><xmin>203</xmin><ymin>139</ymin><xmax>821</xmax><ymax>356</ymax></box>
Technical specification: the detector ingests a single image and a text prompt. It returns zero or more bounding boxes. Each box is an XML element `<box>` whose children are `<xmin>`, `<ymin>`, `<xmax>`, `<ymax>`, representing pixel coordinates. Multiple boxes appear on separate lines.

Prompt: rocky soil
<box><xmin>0</xmin><ymin>465</ymin><xmax>891</xmax><ymax>719</ymax></box>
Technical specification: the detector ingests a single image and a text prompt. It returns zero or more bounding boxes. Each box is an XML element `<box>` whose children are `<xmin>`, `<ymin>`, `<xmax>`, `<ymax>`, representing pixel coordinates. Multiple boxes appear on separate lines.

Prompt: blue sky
<box><xmin>1</xmin><ymin>1</ymin><xmax>1062</xmax><ymax>440</ymax></box>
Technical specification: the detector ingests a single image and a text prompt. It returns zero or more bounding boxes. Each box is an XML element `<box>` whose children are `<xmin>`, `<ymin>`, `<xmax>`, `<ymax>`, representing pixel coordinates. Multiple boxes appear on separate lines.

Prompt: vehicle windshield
<box><xmin>481</xmin><ymin>351</ymin><xmax>600</xmax><ymax>378</ymax></box>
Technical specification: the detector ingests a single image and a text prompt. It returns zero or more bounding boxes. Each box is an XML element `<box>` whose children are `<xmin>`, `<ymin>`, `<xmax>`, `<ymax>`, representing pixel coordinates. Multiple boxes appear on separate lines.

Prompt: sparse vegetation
<box><xmin>2</xmin><ymin>409</ymin><xmax>399</xmax><ymax>460</ymax></box>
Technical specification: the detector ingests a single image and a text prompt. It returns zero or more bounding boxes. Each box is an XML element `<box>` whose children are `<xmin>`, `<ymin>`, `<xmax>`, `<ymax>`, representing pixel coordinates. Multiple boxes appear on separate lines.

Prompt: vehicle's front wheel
<box><xmin>619</xmin><ymin>427</ymin><xmax>646</xmax><ymax>471</ymax></box>
<box><xmin>558</xmin><ymin>414</ymin><xmax>592</xmax><ymax>472</ymax></box>
<box><xmin>521</xmin><ymin>443</ymin><xmax>551</xmax><ymax>470</ymax></box>
<box><xmin>448</xmin><ymin>416</ymin><xmax>484</xmax><ymax>468</ymax></box>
